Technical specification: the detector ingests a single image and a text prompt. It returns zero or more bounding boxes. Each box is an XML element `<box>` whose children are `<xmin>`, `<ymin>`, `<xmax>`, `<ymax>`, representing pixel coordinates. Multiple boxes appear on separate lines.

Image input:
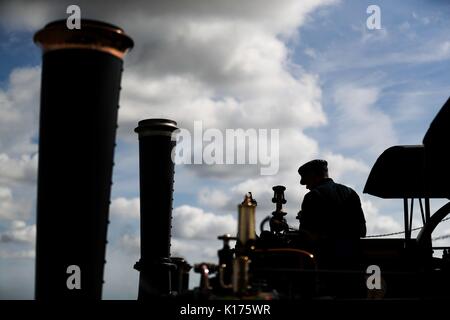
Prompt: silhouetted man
<box><xmin>297</xmin><ymin>159</ymin><xmax>366</xmax><ymax>296</ymax></box>
<box><xmin>297</xmin><ymin>159</ymin><xmax>366</xmax><ymax>241</ymax></box>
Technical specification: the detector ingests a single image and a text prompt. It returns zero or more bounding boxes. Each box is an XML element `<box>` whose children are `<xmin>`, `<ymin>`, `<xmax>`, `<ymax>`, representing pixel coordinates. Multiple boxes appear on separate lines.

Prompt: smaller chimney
<box><xmin>134</xmin><ymin>119</ymin><xmax>178</xmax><ymax>299</ymax></box>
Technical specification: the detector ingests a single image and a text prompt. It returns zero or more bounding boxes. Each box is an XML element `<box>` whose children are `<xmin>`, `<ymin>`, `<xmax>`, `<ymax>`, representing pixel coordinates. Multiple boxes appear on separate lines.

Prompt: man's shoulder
<box><xmin>303</xmin><ymin>189</ymin><xmax>322</xmax><ymax>201</ymax></box>
<box><xmin>316</xmin><ymin>179</ymin><xmax>358</xmax><ymax>199</ymax></box>
<box><xmin>315</xmin><ymin>179</ymin><xmax>343</xmax><ymax>192</ymax></box>
<box><xmin>334</xmin><ymin>182</ymin><xmax>355</xmax><ymax>193</ymax></box>
<box><xmin>333</xmin><ymin>182</ymin><xmax>362</xmax><ymax>204</ymax></box>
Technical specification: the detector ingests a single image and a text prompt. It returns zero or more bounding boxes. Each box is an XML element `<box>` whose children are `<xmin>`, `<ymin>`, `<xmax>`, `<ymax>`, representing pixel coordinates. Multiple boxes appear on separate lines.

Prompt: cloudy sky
<box><xmin>0</xmin><ymin>0</ymin><xmax>450</xmax><ymax>299</ymax></box>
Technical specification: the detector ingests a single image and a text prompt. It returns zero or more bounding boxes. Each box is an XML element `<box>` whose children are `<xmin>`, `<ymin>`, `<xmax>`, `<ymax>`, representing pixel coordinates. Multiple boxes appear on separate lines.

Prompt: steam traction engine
<box><xmin>134</xmin><ymin>98</ymin><xmax>450</xmax><ymax>300</ymax></box>
<box><xmin>31</xmin><ymin>18</ymin><xmax>450</xmax><ymax>301</ymax></box>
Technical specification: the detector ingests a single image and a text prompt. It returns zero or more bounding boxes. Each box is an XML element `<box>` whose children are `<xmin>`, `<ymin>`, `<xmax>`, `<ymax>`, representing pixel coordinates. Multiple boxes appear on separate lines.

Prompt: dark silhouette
<box><xmin>269</xmin><ymin>185</ymin><xmax>289</xmax><ymax>234</ymax></box>
<box><xmin>134</xmin><ymin>119</ymin><xmax>179</xmax><ymax>300</ymax></box>
<box><xmin>34</xmin><ymin>19</ymin><xmax>133</xmax><ymax>300</ymax></box>
<box><xmin>297</xmin><ymin>160</ymin><xmax>366</xmax><ymax>241</ymax></box>
<box><xmin>31</xmin><ymin>15</ymin><xmax>450</xmax><ymax>300</ymax></box>
<box><xmin>297</xmin><ymin>159</ymin><xmax>366</xmax><ymax>295</ymax></box>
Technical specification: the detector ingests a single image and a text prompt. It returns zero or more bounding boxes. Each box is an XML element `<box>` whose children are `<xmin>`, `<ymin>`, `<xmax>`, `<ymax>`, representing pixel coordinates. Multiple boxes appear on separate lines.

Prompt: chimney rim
<box><xmin>33</xmin><ymin>19</ymin><xmax>134</xmax><ymax>59</ymax></box>
<box><xmin>134</xmin><ymin>118</ymin><xmax>179</xmax><ymax>135</ymax></box>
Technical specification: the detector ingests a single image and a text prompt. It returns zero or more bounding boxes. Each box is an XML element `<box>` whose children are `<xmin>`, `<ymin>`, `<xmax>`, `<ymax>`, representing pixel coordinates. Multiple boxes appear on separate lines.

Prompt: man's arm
<box><xmin>299</xmin><ymin>191</ymin><xmax>322</xmax><ymax>238</ymax></box>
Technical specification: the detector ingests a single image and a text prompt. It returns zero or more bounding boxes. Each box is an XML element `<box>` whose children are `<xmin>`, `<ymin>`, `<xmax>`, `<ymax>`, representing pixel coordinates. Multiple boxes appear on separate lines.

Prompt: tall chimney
<box><xmin>34</xmin><ymin>19</ymin><xmax>133</xmax><ymax>300</ymax></box>
<box><xmin>134</xmin><ymin>119</ymin><xmax>178</xmax><ymax>299</ymax></box>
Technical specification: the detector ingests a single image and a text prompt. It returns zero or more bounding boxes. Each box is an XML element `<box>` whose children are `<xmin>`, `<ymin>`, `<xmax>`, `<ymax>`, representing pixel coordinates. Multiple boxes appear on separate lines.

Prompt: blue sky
<box><xmin>0</xmin><ymin>0</ymin><xmax>449</xmax><ymax>299</ymax></box>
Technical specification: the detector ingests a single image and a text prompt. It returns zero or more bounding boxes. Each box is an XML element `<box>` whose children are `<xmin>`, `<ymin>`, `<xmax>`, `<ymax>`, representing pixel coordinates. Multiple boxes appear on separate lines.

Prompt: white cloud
<box><xmin>0</xmin><ymin>66</ymin><xmax>40</xmax><ymax>156</ymax></box>
<box><xmin>304</xmin><ymin>47</ymin><xmax>317</xmax><ymax>59</ymax></box>
<box><xmin>118</xmin><ymin>233</ymin><xmax>218</xmax><ymax>263</ymax></box>
<box><xmin>102</xmin><ymin>246</ymin><xmax>139</xmax><ymax>299</ymax></box>
<box><xmin>0</xmin><ymin>187</ymin><xmax>16</xmax><ymax>220</ymax></box>
<box><xmin>0</xmin><ymin>66</ymin><xmax>39</xmax><ymax>223</ymax></box>
<box><xmin>172</xmin><ymin>205</ymin><xmax>236</xmax><ymax>240</ymax></box>
<box><xmin>0</xmin><ymin>0</ymin><xmax>340</xmax><ymax>214</ymax></box>
<box><xmin>119</xmin><ymin>233</ymin><xmax>140</xmax><ymax>255</ymax></box>
<box><xmin>1</xmin><ymin>0</ymin><xmax>338</xmax><ymax>36</ymax></box>
<box><xmin>47</xmin><ymin>1</ymin><xmax>334</xmax><ymax>180</ymax></box>
<box><xmin>0</xmin><ymin>153</ymin><xmax>38</xmax><ymax>185</ymax></box>
<box><xmin>199</xmin><ymin>126</ymin><xmax>321</xmax><ymax>207</ymax></box>
<box><xmin>359</xmin><ymin>25</ymin><xmax>389</xmax><ymax>43</ymax></box>
<box><xmin>0</xmin><ymin>187</ymin><xmax>31</xmax><ymax>220</ymax></box>
<box><xmin>0</xmin><ymin>219</ymin><xmax>36</xmax><ymax>259</ymax></box>
<box><xmin>412</xmin><ymin>12</ymin><xmax>431</xmax><ymax>26</ymax></box>
<box><xmin>362</xmin><ymin>200</ymin><xmax>402</xmax><ymax>237</ymax></box>
<box><xmin>172</xmin><ymin>238</ymin><xmax>218</xmax><ymax>261</ymax></box>
<box><xmin>198</xmin><ymin>188</ymin><xmax>231</xmax><ymax>209</ymax></box>
<box><xmin>0</xmin><ymin>1</ymin><xmax>54</xmax><ymax>31</ymax></box>
<box><xmin>115</xmin><ymin>202</ymin><xmax>237</xmax><ymax>241</ymax></box>
<box><xmin>333</xmin><ymin>84</ymin><xmax>397</xmax><ymax>155</ymax></box>
<box><xmin>322</xmin><ymin>152</ymin><xmax>369</xmax><ymax>182</ymax></box>
<box><xmin>0</xmin><ymin>66</ymin><xmax>39</xmax><ymax>224</ymax></box>
<box><xmin>117</xmin><ymin>33</ymin><xmax>327</xmax><ymax>145</ymax></box>
<box><xmin>0</xmin><ymin>220</ymin><xmax>36</xmax><ymax>244</ymax></box>
<box><xmin>231</xmin><ymin>177</ymin><xmax>276</xmax><ymax>202</ymax></box>
<box><xmin>384</xmin><ymin>41</ymin><xmax>450</xmax><ymax>64</ymax></box>
<box><xmin>0</xmin><ymin>249</ymin><xmax>35</xmax><ymax>259</ymax></box>
<box><xmin>110</xmin><ymin>197</ymin><xmax>140</xmax><ymax>219</ymax></box>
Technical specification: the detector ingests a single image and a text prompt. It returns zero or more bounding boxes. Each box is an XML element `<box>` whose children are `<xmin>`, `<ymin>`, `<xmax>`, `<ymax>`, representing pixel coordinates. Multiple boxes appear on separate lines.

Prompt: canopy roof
<box><xmin>364</xmin><ymin>97</ymin><xmax>450</xmax><ymax>199</ymax></box>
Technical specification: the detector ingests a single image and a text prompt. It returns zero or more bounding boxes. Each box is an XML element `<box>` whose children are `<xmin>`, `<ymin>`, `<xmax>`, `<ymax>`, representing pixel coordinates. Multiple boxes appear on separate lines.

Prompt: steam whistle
<box><xmin>270</xmin><ymin>185</ymin><xmax>289</xmax><ymax>234</ymax></box>
<box><xmin>237</xmin><ymin>192</ymin><xmax>257</xmax><ymax>246</ymax></box>
<box><xmin>233</xmin><ymin>193</ymin><xmax>257</xmax><ymax>295</ymax></box>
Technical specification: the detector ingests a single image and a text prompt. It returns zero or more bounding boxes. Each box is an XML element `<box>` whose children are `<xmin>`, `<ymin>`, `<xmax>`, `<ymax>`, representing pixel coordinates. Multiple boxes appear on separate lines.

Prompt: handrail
<box><xmin>417</xmin><ymin>201</ymin><xmax>450</xmax><ymax>247</ymax></box>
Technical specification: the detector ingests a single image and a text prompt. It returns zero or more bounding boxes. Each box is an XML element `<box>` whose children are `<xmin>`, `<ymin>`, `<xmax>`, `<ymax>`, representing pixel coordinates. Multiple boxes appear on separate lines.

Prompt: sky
<box><xmin>0</xmin><ymin>0</ymin><xmax>450</xmax><ymax>299</ymax></box>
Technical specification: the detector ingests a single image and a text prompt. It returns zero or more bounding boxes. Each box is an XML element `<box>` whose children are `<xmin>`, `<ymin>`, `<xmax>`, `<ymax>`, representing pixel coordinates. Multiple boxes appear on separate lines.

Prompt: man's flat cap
<box><xmin>298</xmin><ymin>159</ymin><xmax>328</xmax><ymax>176</ymax></box>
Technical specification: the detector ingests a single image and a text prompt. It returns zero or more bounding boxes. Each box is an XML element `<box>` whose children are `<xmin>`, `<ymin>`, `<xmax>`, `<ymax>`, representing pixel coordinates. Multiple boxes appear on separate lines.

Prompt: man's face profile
<box><xmin>300</xmin><ymin>172</ymin><xmax>319</xmax><ymax>190</ymax></box>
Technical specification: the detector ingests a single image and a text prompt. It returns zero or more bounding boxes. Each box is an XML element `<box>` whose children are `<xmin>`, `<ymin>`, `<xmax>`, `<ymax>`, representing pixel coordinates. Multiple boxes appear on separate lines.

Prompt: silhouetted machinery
<box><xmin>129</xmin><ymin>99</ymin><xmax>450</xmax><ymax>299</ymax></box>
<box><xmin>133</xmin><ymin>97</ymin><xmax>450</xmax><ymax>301</ymax></box>
<box><xmin>33</xmin><ymin>19</ymin><xmax>450</xmax><ymax>300</ymax></box>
